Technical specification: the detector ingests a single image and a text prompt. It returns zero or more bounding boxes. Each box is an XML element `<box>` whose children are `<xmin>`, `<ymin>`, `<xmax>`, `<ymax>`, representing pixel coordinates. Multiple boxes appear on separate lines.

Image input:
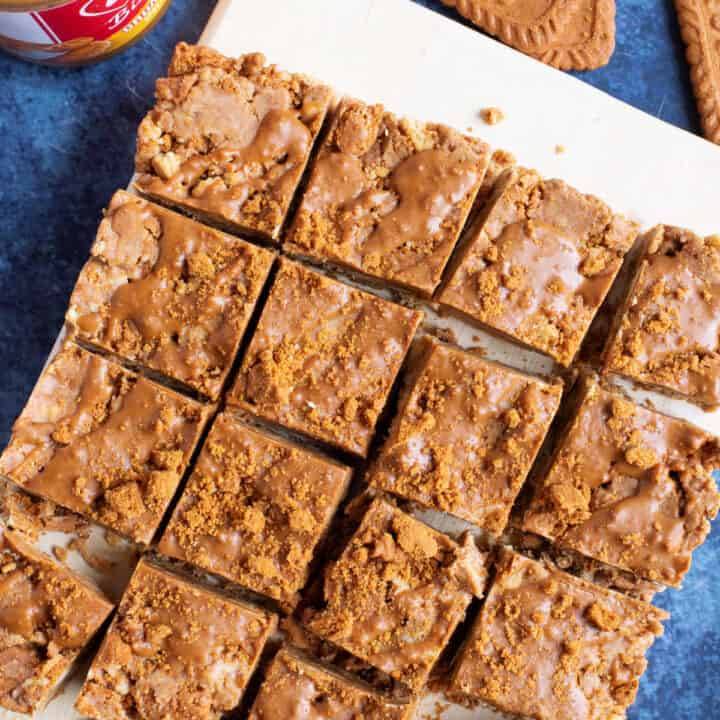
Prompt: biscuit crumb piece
<box><xmin>481</xmin><ymin>107</ymin><xmax>505</xmax><ymax>125</ymax></box>
<box><xmin>555</xmin><ymin>144</ymin><xmax>566</xmax><ymax>155</ymax></box>
<box><xmin>51</xmin><ymin>546</ymin><xmax>69</xmax><ymax>563</ymax></box>
<box><xmin>586</xmin><ymin>601</ymin><xmax>621</xmax><ymax>631</ymax></box>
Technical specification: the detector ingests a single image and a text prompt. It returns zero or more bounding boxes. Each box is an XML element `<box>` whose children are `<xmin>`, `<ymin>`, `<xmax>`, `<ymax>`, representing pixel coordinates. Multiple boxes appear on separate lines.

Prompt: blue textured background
<box><xmin>0</xmin><ymin>2</ymin><xmax>716</xmax><ymax>719</ymax></box>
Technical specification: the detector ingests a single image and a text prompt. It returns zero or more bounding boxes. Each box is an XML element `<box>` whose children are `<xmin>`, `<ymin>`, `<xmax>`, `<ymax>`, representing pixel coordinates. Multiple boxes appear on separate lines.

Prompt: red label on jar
<box><xmin>35</xmin><ymin>0</ymin><xmax>149</xmax><ymax>42</ymax></box>
<box><xmin>0</xmin><ymin>0</ymin><xmax>169</xmax><ymax>64</ymax></box>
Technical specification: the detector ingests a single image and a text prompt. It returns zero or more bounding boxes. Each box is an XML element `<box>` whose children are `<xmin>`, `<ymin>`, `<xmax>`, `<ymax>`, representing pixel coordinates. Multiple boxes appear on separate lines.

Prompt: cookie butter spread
<box><xmin>448</xmin><ymin>550</ymin><xmax>667</xmax><ymax>720</ymax></box>
<box><xmin>0</xmin><ymin>344</ymin><xmax>210</xmax><ymax>544</ymax></box>
<box><xmin>522</xmin><ymin>376</ymin><xmax>720</xmax><ymax>585</ymax></box>
<box><xmin>439</xmin><ymin>167</ymin><xmax>638</xmax><ymax>365</ymax></box>
<box><xmin>0</xmin><ymin>0</ymin><xmax>170</xmax><ymax>66</ymax></box>
<box><xmin>67</xmin><ymin>190</ymin><xmax>275</xmax><ymax>400</ymax></box>
<box><xmin>285</xmin><ymin>98</ymin><xmax>490</xmax><ymax>295</ymax></box>
<box><xmin>368</xmin><ymin>337</ymin><xmax>562</xmax><ymax>533</ymax></box>
<box><xmin>248</xmin><ymin>647</ymin><xmax>413</xmax><ymax>720</ymax></box>
<box><xmin>304</xmin><ymin>498</ymin><xmax>488</xmax><ymax>692</ymax></box>
<box><xmin>604</xmin><ymin>224</ymin><xmax>720</xmax><ymax>408</ymax></box>
<box><xmin>135</xmin><ymin>43</ymin><xmax>333</xmax><ymax>241</ymax></box>
<box><xmin>229</xmin><ymin>259</ymin><xmax>422</xmax><ymax>457</ymax></box>
<box><xmin>0</xmin><ymin>528</ymin><xmax>112</xmax><ymax>715</ymax></box>
<box><xmin>159</xmin><ymin>412</ymin><xmax>351</xmax><ymax>606</ymax></box>
<box><xmin>75</xmin><ymin>559</ymin><xmax>276</xmax><ymax>720</ymax></box>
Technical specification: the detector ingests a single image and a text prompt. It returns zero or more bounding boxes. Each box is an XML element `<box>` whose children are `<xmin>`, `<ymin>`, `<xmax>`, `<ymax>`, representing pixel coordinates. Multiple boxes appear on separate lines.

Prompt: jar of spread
<box><xmin>0</xmin><ymin>0</ymin><xmax>171</xmax><ymax>65</ymax></box>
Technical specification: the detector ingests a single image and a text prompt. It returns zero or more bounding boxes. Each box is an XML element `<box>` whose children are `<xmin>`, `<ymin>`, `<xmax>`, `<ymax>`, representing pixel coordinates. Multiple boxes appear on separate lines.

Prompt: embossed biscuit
<box><xmin>441</xmin><ymin>0</ymin><xmax>574</xmax><ymax>52</ymax></box>
<box><xmin>530</xmin><ymin>0</ymin><xmax>616</xmax><ymax>70</ymax></box>
<box><xmin>675</xmin><ymin>0</ymin><xmax>720</xmax><ymax>143</ymax></box>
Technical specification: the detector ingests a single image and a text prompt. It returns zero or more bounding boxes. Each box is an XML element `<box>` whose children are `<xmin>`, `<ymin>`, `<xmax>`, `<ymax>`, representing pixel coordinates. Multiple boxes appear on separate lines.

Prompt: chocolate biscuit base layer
<box><xmin>229</xmin><ymin>259</ymin><xmax>423</xmax><ymax>457</ymax></box>
<box><xmin>448</xmin><ymin>549</ymin><xmax>667</xmax><ymax>720</ymax></box>
<box><xmin>604</xmin><ymin>224</ymin><xmax>720</xmax><ymax>409</ymax></box>
<box><xmin>438</xmin><ymin>167</ymin><xmax>638</xmax><ymax>366</ymax></box>
<box><xmin>285</xmin><ymin>98</ymin><xmax>490</xmax><ymax>296</ymax></box>
<box><xmin>248</xmin><ymin>647</ymin><xmax>414</xmax><ymax>720</ymax></box>
<box><xmin>368</xmin><ymin>337</ymin><xmax>562</xmax><ymax>534</ymax></box>
<box><xmin>159</xmin><ymin>411</ymin><xmax>351</xmax><ymax>607</ymax></box>
<box><xmin>521</xmin><ymin>375</ymin><xmax>720</xmax><ymax>586</ymax></box>
<box><xmin>530</xmin><ymin>0</ymin><xmax>616</xmax><ymax>70</ymax></box>
<box><xmin>75</xmin><ymin>558</ymin><xmax>276</xmax><ymax>720</ymax></box>
<box><xmin>0</xmin><ymin>344</ymin><xmax>211</xmax><ymax>544</ymax></box>
<box><xmin>0</xmin><ymin>528</ymin><xmax>113</xmax><ymax>715</ymax></box>
<box><xmin>675</xmin><ymin>0</ymin><xmax>720</xmax><ymax>144</ymax></box>
<box><xmin>135</xmin><ymin>42</ymin><xmax>333</xmax><ymax>241</ymax></box>
<box><xmin>441</xmin><ymin>0</ymin><xmax>574</xmax><ymax>52</ymax></box>
<box><xmin>304</xmin><ymin>498</ymin><xmax>488</xmax><ymax>693</ymax></box>
<box><xmin>67</xmin><ymin>190</ymin><xmax>275</xmax><ymax>400</ymax></box>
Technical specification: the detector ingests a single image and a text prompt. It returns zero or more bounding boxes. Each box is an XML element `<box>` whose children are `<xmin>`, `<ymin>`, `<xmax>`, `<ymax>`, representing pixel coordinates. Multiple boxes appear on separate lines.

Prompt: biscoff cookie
<box><xmin>441</xmin><ymin>0</ymin><xmax>574</xmax><ymax>52</ymax></box>
<box><xmin>530</xmin><ymin>0</ymin><xmax>616</xmax><ymax>70</ymax></box>
<box><xmin>675</xmin><ymin>0</ymin><xmax>720</xmax><ymax>143</ymax></box>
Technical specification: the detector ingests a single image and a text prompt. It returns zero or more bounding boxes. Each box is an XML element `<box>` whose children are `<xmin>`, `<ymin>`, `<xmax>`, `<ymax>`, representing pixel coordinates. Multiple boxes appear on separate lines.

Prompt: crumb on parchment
<box><xmin>481</xmin><ymin>107</ymin><xmax>505</xmax><ymax>125</ymax></box>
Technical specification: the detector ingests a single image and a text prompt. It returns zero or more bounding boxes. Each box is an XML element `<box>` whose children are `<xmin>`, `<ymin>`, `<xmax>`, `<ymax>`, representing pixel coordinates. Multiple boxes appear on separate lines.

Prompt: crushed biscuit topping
<box><xmin>440</xmin><ymin>167</ymin><xmax>638</xmax><ymax>365</ymax></box>
<box><xmin>229</xmin><ymin>259</ymin><xmax>422</xmax><ymax>456</ymax></box>
<box><xmin>449</xmin><ymin>550</ymin><xmax>667</xmax><ymax>720</ymax></box>
<box><xmin>285</xmin><ymin>98</ymin><xmax>490</xmax><ymax>295</ymax></box>
<box><xmin>368</xmin><ymin>337</ymin><xmax>561</xmax><ymax>533</ymax></box>
<box><xmin>605</xmin><ymin>225</ymin><xmax>720</xmax><ymax>408</ymax></box>
<box><xmin>75</xmin><ymin>560</ymin><xmax>275</xmax><ymax>720</ymax></box>
<box><xmin>159</xmin><ymin>412</ymin><xmax>351</xmax><ymax>606</ymax></box>
<box><xmin>305</xmin><ymin>498</ymin><xmax>487</xmax><ymax>692</ymax></box>
<box><xmin>522</xmin><ymin>377</ymin><xmax>720</xmax><ymax>586</ymax></box>
<box><xmin>0</xmin><ymin>344</ymin><xmax>210</xmax><ymax>544</ymax></box>
<box><xmin>67</xmin><ymin>191</ymin><xmax>274</xmax><ymax>400</ymax></box>
<box><xmin>135</xmin><ymin>43</ymin><xmax>333</xmax><ymax>241</ymax></box>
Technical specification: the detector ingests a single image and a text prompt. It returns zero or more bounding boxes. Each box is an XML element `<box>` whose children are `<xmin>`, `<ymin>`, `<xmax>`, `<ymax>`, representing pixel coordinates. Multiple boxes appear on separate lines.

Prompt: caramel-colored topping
<box><xmin>368</xmin><ymin>337</ymin><xmax>561</xmax><ymax>533</ymax></box>
<box><xmin>248</xmin><ymin>647</ymin><xmax>412</xmax><ymax>719</ymax></box>
<box><xmin>0</xmin><ymin>528</ymin><xmax>112</xmax><ymax>715</ymax></box>
<box><xmin>439</xmin><ymin>167</ymin><xmax>638</xmax><ymax>365</ymax></box>
<box><xmin>522</xmin><ymin>377</ymin><xmax>720</xmax><ymax>585</ymax></box>
<box><xmin>159</xmin><ymin>412</ymin><xmax>351</xmax><ymax>605</ymax></box>
<box><xmin>229</xmin><ymin>259</ymin><xmax>422</xmax><ymax>456</ymax></box>
<box><xmin>449</xmin><ymin>550</ymin><xmax>667</xmax><ymax>720</ymax></box>
<box><xmin>135</xmin><ymin>43</ymin><xmax>332</xmax><ymax>241</ymax></box>
<box><xmin>604</xmin><ymin>225</ymin><xmax>720</xmax><ymax>407</ymax></box>
<box><xmin>67</xmin><ymin>191</ymin><xmax>274</xmax><ymax>400</ymax></box>
<box><xmin>0</xmin><ymin>344</ymin><xmax>210</xmax><ymax>544</ymax></box>
<box><xmin>285</xmin><ymin>98</ymin><xmax>489</xmax><ymax>295</ymax></box>
<box><xmin>75</xmin><ymin>559</ymin><xmax>275</xmax><ymax>720</ymax></box>
<box><xmin>305</xmin><ymin>498</ymin><xmax>487</xmax><ymax>692</ymax></box>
